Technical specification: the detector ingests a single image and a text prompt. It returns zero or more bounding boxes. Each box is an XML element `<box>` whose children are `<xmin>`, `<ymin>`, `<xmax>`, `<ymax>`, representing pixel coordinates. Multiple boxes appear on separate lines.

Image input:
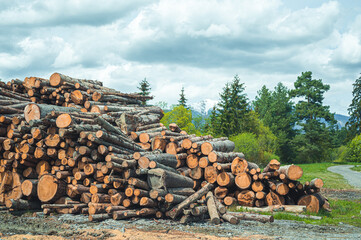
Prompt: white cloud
<box><xmin>0</xmin><ymin>0</ymin><xmax>359</xmax><ymax>116</ymax></box>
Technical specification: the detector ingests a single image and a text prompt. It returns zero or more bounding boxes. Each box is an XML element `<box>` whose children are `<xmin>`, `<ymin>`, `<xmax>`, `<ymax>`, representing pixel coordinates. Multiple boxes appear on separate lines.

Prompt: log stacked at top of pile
<box><xmin>0</xmin><ymin>73</ymin><xmax>329</xmax><ymax>226</ymax></box>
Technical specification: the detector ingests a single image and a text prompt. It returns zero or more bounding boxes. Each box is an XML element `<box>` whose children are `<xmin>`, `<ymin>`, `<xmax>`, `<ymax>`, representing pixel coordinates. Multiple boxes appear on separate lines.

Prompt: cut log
<box><xmin>278</xmin><ymin>164</ymin><xmax>303</xmax><ymax>180</ymax></box>
<box><xmin>208</xmin><ymin>151</ymin><xmax>244</xmax><ymax>163</ymax></box>
<box><xmin>37</xmin><ymin>174</ymin><xmax>67</xmax><ymax>203</ymax></box>
<box><xmin>168</xmin><ymin>183</ymin><xmax>214</xmax><ymax>219</ymax></box>
<box><xmin>21</xmin><ymin>179</ymin><xmax>38</xmax><ymax>197</ymax></box>
<box><xmin>235</xmin><ymin>172</ymin><xmax>252</xmax><ymax>190</ymax></box>
<box><xmin>147</xmin><ymin>169</ymin><xmax>194</xmax><ymax>189</ymax></box>
<box><xmin>231</xmin><ymin>157</ymin><xmax>248</xmax><ymax>175</ymax></box>
<box><xmin>266</xmin><ymin>191</ymin><xmax>285</xmax><ymax>206</ymax></box>
<box><xmin>221</xmin><ymin>213</ymin><xmax>239</xmax><ymax>225</ymax></box>
<box><xmin>237</xmin><ymin>190</ymin><xmax>255</xmax><ymax>207</ymax></box>
<box><xmin>297</xmin><ymin>193</ymin><xmax>326</xmax><ymax>213</ymax></box>
<box><xmin>216</xmin><ymin>172</ymin><xmax>235</xmax><ymax>187</ymax></box>
<box><xmin>310</xmin><ymin>178</ymin><xmax>324</xmax><ymax>189</ymax></box>
<box><xmin>201</xmin><ymin>140</ymin><xmax>235</xmax><ymax>155</ymax></box>
<box><xmin>206</xmin><ymin>191</ymin><xmax>220</xmax><ymax>224</ymax></box>
<box><xmin>24</xmin><ymin>103</ymin><xmax>80</xmax><ymax>122</ymax></box>
<box><xmin>204</xmin><ymin>166</ymin><xmax>218</xmax><ymax>184</ymax></box>
<box><xmin>5</xmin><ymin>199</ymin><xmax>40</xmax><ymax>210</ymax></box>
<box><xmin>228</xmin><ymin>212</ymin><xmax>274</xmax><ymax>223</ymax></box>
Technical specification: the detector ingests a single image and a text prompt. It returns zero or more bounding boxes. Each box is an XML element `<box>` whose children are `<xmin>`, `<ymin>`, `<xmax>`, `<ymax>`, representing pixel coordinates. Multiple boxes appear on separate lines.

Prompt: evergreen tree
<box><xmin>346</xmin><ymin>74</ymin><xmax>361</xmax><ymax>140</ymax></box>
<box><xmin>254</xmin><ymin>83</ymin><xmax>296</xmax><ymax>162</ymax></box>
<box><xmin>253</xmin><ymin>85</ymin><xmax>272</xmax><ymax>124</ymax></box>
<box><xmin>290</xmin><ymin>71</ymin><xmax>336</xmax><ymax>163</ymax></box>
<box><xmin>210</xmin><ymin>75</ymin><xmax>251</xmax><ymax>137</ymax></box>
<box><xmin>137</xmin><ymin>78</ymin><xmax>151</xmax><ymax>105</ymax></box>
<box><xmin>178</xmin><ymin>87</ymin><xmax>188</xmax><ymax>108</ymax></box>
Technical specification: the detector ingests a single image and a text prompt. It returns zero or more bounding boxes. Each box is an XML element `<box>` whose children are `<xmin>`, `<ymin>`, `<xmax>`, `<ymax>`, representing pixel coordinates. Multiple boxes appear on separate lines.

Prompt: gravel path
<box><xmin>328</xmin><ymin>165</ymin><xmax>361</xmax><ymax>188</ymax></box>
<box><xmin>1</xmin><ymin>213</ymin><xmax>361</xmax><ymax>240</ymax></box>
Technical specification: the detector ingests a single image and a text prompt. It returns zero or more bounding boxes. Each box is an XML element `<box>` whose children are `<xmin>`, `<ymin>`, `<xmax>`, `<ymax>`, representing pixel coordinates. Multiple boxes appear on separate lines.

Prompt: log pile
<box><xmin>0</xmin><ymin>73</ymin><xmax>329</xmax><ymax>226</ymax></box>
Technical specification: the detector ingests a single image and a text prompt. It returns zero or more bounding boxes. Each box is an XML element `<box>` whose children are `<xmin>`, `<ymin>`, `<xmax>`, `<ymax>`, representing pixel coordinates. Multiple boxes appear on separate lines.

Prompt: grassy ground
<box><xmin>297</xmin><ymin>162</ymin><xmax>355</xmax><ymax>189</ymax></box>
<box><xmin>273</xmin><ymin>199</ymin><xmax>361</xmax><ymax>227</ymax></box>
<box><xmin>351</xmin><ymin>165</ymin><xmax>361</xmax><ymax>172</ymax></box>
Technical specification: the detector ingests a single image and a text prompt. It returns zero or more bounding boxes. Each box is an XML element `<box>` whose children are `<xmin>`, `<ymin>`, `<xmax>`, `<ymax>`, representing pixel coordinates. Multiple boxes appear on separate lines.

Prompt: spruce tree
<box><xmin>137</xmin><ymin>78</ymin><xmax>151</xmax><ymax>105</ymax></box>
<box><xmin>290</xmin><ymin>71</ymin><xmax>336</xmax><ymax>163</ymax></box>
<box><xmin>178</xmin><ymin>87</ymin><xmax>188</xmax><ymax>108</ymax></box>
<box><xmin>210</xmin><ymin>75</ymin><xmax>250</xmax><ymax>137</ymax></box>
<box><xmin>346</xmin><ymin>74</ymin><xmax>361</xmax><ymax>140</ymax></box>
<box><xmin>254</xmin><ymin>83</ymin><xmax>296</xmax><ymax>162</ymax></box>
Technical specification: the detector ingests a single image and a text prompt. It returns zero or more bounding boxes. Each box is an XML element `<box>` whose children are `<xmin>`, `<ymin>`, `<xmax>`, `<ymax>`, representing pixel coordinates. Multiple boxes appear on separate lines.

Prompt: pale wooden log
<box><xmin>168</xmin><ymin>183</ymin><xmax>214</xmax><ymax>219</ymax></box>
<box><xmin>228</xmin><ymin>212</ymin><xmax>274</xmax><ymax>223</ymax></box>
<box><xmin>278</xmin><ymin>164</ymin><xmax>303</xmax><ymax>180</ymax></box>
<box><xmin>206</xmin><ymin>191</ymin><xmax>220</xmax><ymax>224</ymax></box>
<box><xmin>236</xmin><ymin>205</ymin><xmax>306</xmax><ymax>213</ymax></box>
<box><xmin>37</xmin><ymin>174</ymin><xmax>67</xmax><ymax>203</ymax></box>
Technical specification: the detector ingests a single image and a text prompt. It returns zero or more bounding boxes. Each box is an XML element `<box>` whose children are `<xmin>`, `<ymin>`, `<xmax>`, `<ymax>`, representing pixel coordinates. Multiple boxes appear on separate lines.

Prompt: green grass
<box><xmin>234</xmin><ymin>199</ymin><xmax>361</xmax><ymax>227</ymax></box>
<box><xmin>351</xmin><ymin>165</ymin><xmax>361</xmax><ymax>172</ymax></box>
<box><xmin>297</xmin><ymin>162</ymin><xmax>355</xmax><ymax>189</ymax></box>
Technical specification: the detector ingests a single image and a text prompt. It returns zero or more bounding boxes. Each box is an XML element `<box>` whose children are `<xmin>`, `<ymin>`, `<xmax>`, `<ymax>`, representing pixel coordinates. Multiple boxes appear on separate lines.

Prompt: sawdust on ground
<box><xmin>1</xmin><ymin>227</ymin><xmax>273</xmax><ymax>240</ymax></box>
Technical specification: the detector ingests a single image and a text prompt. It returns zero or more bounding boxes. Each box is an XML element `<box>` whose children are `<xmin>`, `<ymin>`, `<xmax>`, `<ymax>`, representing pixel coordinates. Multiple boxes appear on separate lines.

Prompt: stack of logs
<box><xmin>0</xmin><ymin>73</ymin><xmax>329</xmax><ymax>225</ymax></box>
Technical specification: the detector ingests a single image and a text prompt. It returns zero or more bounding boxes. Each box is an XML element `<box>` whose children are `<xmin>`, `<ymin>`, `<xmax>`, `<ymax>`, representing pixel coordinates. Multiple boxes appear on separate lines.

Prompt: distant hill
<box><xmin>334</xmin><ymin>114</ymin><xmax>349</xmax><ymax>128</ymax></box>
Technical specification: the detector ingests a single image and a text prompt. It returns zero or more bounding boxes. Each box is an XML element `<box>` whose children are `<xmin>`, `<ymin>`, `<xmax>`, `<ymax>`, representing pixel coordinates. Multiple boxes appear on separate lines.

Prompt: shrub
<box><xmin>344</xmin><ymin>134</ymin><xmax>361</xmax><ymax>162</ymax></box>
<box><xmin>230</xmin><ymin>132</ymin><xmax>279</xmax><ymax>167</ymax></box>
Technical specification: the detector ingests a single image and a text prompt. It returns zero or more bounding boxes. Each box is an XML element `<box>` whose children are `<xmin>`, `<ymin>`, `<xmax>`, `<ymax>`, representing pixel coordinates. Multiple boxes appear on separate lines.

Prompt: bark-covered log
<box><xmin>228</xmin><ymin>212</ymin><xmax>274</xmax><ymax>223</ymax></box>
<box><xmin>147</xmin><ymin>169</ymin><xmax>194</xmax><ymax>189</ymax></box>
<box><xmin>168</xmin><ymin>183</ymin><xmax>214</xmax><ymax>219</ymax></box>
<box><xmin>278</xmin><ymin>164</ymin><xmax>303</xmax><ymax>181</ymax></box>
<box><xmin>201</xmin><ymin>140</ymin><xmax>235</xmax><ymax>155</ymax></box>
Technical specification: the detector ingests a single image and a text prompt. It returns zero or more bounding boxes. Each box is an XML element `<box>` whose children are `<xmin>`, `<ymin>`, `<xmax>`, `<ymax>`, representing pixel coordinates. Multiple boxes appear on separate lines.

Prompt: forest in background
<box><xmin>137</xmin><ymin>72</ymin><xmax>361</xmax><ymax>167</ymax></box>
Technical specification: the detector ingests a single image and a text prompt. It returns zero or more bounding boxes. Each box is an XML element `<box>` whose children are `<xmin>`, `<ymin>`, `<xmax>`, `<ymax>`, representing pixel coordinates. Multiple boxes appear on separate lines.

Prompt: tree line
<box><xmin>137</xmin><ymin>72</ymin><xmax>361</xmax><ymax>165</ymax></box>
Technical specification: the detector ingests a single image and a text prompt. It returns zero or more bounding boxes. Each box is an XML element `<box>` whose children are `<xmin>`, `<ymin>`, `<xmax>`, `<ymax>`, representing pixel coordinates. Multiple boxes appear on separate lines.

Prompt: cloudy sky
<box><xmin>1</xmin><ymin>0</ymin><xmax>360</xmax><ymax>115</ymax></box>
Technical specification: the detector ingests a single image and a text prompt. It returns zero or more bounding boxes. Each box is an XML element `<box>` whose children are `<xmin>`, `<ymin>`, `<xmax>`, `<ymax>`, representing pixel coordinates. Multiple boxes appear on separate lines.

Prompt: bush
<box><xmin>160</xmin><ymin>105</ymin><xmax>200</xmax><ymax>135</ymax></box>
<box><xmin>230</xmin><ymin>132</ymin><xmax>279</xmax><ymax>167</ymax></box>
<box><xmin>344</xmin><ymin>134</ymin><xmax>361</xmax><ymax>162</ymax></box>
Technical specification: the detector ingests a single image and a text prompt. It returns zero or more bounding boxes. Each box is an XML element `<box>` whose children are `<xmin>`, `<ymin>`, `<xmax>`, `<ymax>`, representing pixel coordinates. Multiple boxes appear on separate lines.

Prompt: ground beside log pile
<box><xmin>1</xmin><ymin>188</ymin><xmax>361</xmax><ymax>240</ymax></box>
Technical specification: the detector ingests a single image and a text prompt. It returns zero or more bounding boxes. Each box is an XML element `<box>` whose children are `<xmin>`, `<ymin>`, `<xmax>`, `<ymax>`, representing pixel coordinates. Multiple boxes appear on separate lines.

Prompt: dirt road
<box><xmin>328</xmin><ymin>165</ymin><xmax>361</xmax><ymax>188</ymax></box>
<box><xmin>0</xmin><ymin>211</ymin><xmax>361</xmax><ymax>240</ymax></box>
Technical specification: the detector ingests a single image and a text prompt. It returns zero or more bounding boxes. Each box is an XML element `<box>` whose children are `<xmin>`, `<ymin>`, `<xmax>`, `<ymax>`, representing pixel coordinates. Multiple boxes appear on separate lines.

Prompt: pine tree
<box><xmin>178</xmin><ymin>87</ymin><xmax>188</xmax><ymax>108</ymax></box>
<box><xmin>346</xmin><ymin>74</ymin><xmax>361</xmax><ymax>140</ymax></box>
<box><xmin>137</xmin><ymin>78</ymin><xmax>151</xmax><ymax>105</ymax></box>
<box><xmin>210</xmin><ymin>75</ymin><xmax>251</xmax><ymax>137</ymax></box>
<box><xmin>254</xmin><ymin>83</ymin><xmax>296</xmax><ymax>162</ymax></box>
<box><xmin>290</xmin><ymin>71</ymin><xmax>336</xmax><ymax>163</ymax></box>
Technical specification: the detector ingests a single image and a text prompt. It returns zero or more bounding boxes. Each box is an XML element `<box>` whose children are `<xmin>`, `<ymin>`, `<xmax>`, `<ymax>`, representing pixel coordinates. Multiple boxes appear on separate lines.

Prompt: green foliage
<box><xmin>137</xmin><ymin>78</ymin><xmax>151</xmax><ymax>105</ymax></box>
<box><xmin>210</xmin><ymin>75</ymin><xmax>251</xmax><ymax>137</ymax></box>
<box><xmin>351</xmin><ymin>165</ymin><xmax>361</xmax><ymax>172</ymax></box>
<box><xmin>290</xmin><ymin>71</ymin><xmax>336</xmax><ymax>163</ymax></box>
<box><xmin>344</xmin><ymin>134</ymin><xmax>361</xmax><ymax>162</ymax></box>
<box><xmin>160</xmin><ymin>105</ymin><xmax>199</xmax><ymax>135</ymax></box>
<box><xmin>230</xmin><ymin>121</ymin><xmax>279</xmax><ymax>167</ymax></box>
<box><xmin>346</xmin><ymin>74</ymin><xmax>361</xmax><ymax>140</ymax></box>
<box><xmin>253</xmin><ymin>83</ymin><xmax>296</xmax><ymax>162</ymax></box>
<box><xmin>178</xmin><ymin>87</ymin><xmax>188</xmax><ymax>108</ymax></box>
